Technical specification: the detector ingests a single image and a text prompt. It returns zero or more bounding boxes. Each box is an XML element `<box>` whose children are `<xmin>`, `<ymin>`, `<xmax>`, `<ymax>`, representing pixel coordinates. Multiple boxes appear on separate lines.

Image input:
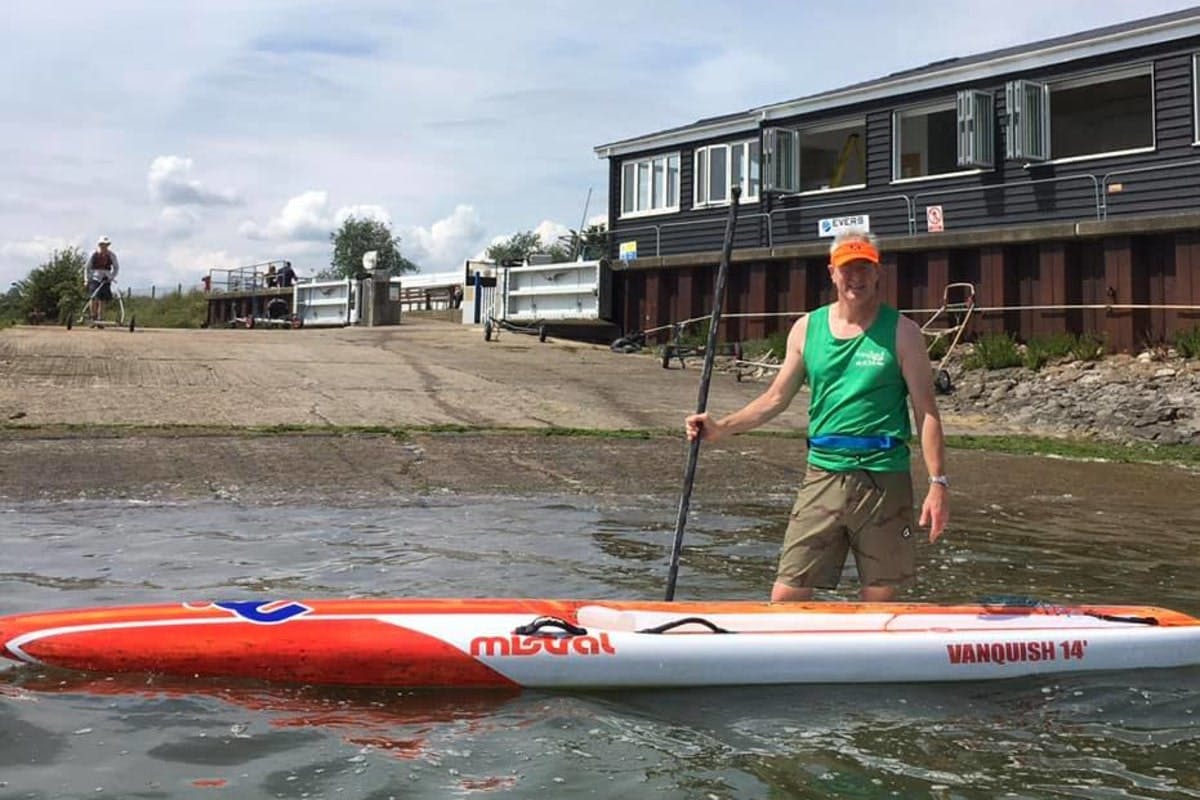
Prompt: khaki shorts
<box><xmin>777</xmin><ymin>467</ymin><xmax>916</xmax><ymax>590</ymax></box>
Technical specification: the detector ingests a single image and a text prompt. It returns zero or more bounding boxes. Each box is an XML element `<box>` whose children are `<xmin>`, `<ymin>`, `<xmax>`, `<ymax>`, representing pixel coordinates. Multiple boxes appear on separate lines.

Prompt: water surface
<box><xmin>1</xmin><ymin>459</ymin><xmax>1198</xmax><ymax>799</ymax></box>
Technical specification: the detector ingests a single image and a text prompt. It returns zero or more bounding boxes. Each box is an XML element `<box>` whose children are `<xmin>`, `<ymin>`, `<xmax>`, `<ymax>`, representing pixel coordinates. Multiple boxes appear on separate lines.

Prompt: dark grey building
<box><xmin>593</xmin><ymin>9</ymin><xmax>1200</xmax><ymax>351</ymax></box>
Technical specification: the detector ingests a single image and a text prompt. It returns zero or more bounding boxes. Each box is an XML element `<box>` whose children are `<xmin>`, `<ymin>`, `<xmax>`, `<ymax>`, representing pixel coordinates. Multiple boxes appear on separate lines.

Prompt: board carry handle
<box><xmin>512</xmin><ymin>616</ymin><xmax>589</xmax><ymax>637</ymax></box>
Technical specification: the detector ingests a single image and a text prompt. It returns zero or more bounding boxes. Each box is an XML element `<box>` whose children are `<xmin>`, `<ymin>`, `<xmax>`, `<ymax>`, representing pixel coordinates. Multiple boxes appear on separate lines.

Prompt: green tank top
<box><xmin>803</xmin><ymin>303</ymin><xmax>911</xmax><ymax>472</ymax></box>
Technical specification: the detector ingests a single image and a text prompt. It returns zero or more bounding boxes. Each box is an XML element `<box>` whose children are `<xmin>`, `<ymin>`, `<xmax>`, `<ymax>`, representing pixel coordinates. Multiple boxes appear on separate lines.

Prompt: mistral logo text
<box><xmin>470</xmin><ymin>633</ymin><xmax>616</xmax><ymax>657</ymax></box>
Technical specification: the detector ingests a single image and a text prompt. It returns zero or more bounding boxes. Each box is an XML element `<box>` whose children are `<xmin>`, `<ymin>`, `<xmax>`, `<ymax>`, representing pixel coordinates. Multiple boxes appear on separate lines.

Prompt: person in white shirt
<box><xmin>85</xmin><ymin>236</ymin><xmax>120</xmax><ymax>321</ymax></box>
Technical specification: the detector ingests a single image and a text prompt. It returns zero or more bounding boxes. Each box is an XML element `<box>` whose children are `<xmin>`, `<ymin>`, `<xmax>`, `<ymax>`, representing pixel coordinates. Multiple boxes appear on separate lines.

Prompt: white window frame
<box><xmin>797</xmin><ymin>116</ymin><xmax>868</xmax><ymax>196</ymax></box>
<box><xmin>619</xmin><ymin>152</ymin><xmax>680</xmax><ymax>219</ymax></box>
<box><xmin>693</xmin><ymin>139</ymin><xmax>760</xmax><ymax>208</ymax></box>
<box><xmin>892</xmin><ymin>100</ymin><xmax>984</xmax><ymax>184</ymax></box>
<box><xmin>1195</xmin><ymin>53</ymin><xmax>1200</xmax><ymax>146</ymax></box>
<box><xmin>1043</xmin><ymin>64</ymin><xmax>1156</xmax><ymax>165</ymax></box>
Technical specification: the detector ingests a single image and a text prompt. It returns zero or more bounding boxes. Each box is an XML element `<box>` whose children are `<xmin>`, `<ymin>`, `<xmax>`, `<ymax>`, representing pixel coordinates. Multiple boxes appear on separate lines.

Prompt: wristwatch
<box><xmin>928</xmin><ymin>475</ymin><xmax>950</xmax><ymax>488</ymax></box>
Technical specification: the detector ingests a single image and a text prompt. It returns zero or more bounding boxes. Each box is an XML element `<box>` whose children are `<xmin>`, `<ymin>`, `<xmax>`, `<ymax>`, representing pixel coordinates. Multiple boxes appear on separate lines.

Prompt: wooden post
<box><xmin>1103</xmin><ymin>236</ymin><xmax>1135</xmax><ymax>353</ymax></box>
<box><xmin>977</xmin><ymin>245</ymin><xmax>1005</xmax><ymax>337</ymax></box>
<box><xmin>1036</xmin><ymin>241</ymin><xmax>1067</xmax><ymax>338</ymax></box>
<box><xmin>745</xmin><ymin>263</ymin><xmax>769</xmax><ymax>342</ymax></box>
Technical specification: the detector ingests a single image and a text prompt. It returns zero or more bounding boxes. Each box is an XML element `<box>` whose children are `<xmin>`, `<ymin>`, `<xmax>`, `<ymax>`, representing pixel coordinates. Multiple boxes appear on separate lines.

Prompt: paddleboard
<box><xmin>3</xmin><ymin>598</ymin><xmax>1198</xmax><ymax>688</ymax></box>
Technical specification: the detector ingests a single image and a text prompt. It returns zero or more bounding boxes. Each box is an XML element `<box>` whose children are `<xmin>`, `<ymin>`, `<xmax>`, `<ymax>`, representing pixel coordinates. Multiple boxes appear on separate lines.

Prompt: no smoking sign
<box><xmin>926</xmin><ymin>205</ymin><xmax>944</xmax><ymax>233</ymax></box>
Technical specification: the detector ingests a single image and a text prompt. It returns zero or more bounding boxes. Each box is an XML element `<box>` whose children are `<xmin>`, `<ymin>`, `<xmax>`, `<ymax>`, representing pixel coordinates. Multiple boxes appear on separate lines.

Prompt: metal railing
<box><xmin>911</xmin><ymin>172</ymin><xmax>1102</xmax><ymax>229</ymax></box>
<box><xmin>206</xmin><ymin>260</ymin><xmax>294</xmax><ymax>293</ymax></box>
<box><xmin>766</xmin><ymin>193</ymin><xmax>914</xmax><ymax>242</ymax></box>
<box><xmin>1100</xmin><ymin>158</ymin><xmax>1200</xmax><ymax>219</ymax></box>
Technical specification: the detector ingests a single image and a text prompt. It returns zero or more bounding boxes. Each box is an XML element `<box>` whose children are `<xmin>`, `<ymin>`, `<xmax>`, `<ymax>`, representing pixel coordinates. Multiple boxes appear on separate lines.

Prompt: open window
<box><xmin>1006</xmin><ymin>66</ymin><xmax>1153</xmax><ymax>163</ymax></box>
<box><xmin>894</xmin><ymin>100</ymin><xmax>963</xmax><ymax>179</ymax></box>
<box><xmin>1050</xmin><ymin>66</ymin><xmax>1153</xmax><ymax>160</ymax></box>
<box><xmin>799</xmin><ymin>117</ymin><xmax>867</xmax><ymax>192</ymax></box>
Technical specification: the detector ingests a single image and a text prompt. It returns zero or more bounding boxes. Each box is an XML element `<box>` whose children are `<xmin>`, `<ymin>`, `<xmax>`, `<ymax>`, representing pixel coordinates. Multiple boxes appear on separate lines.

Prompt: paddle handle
<box><xmin>665</xmin><ymin>186</ymin><xmax>741</xmax><ymax>602</ymax></box>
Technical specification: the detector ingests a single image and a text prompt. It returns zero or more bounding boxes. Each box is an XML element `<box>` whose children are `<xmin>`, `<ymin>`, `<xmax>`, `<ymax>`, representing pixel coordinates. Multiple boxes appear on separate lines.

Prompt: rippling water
<box><xmin>2</xmin><ymin>459</ymin><xmax>1199</xmax><ymax>799</ymax></box>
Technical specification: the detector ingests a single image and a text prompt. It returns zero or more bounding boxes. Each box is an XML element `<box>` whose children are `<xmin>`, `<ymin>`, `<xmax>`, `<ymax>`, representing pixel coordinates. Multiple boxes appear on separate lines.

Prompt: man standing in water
<box><xmin>85</xmin><ymin>236</ymin><xmax>120</xmax><ymax>322</ymax></box>
<box><xmin>685</xmin><ymin>229</ymin><xmax>948</xmax><ymax>601</ymax></box>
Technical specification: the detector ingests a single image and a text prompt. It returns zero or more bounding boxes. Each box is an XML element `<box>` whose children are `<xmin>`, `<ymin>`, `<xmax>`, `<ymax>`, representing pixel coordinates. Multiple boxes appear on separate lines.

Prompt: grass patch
<box><xmin>1022</xmin><ymin>333</ymin><xmax>1076</xmax><ymax>370</ymax></box>
<box><xmin>2</xmin><ymin>423</ymin><xmax>1195</xmax><ymax>467</ymax></box>
<box><xmin>124</xmin><ymin>289</ymin><xmax>209</xmax><ymax>328</ymax></box>
<box><xmin>1175</xmin><ymin>326</ymin><xmax>1200</xmax><ymax>359</ymax></box>
<box><xmin>539</xmin><ymin>427</ymin><xmax>654</xmax><ymax>439</ymax></box>
<box><xmin>1068</xmin><ymin>333</ymin><xmax>1106</xmax><ymax>362</ymax></box>
<box><xmin>963</xmin><ymin>332</ymin><xmax>1022</xmax><ymax>370</ymax></box>
<box><xmin>742</xmin><ymin>331</ymin><xmax>789</xmax><ymax>361</ymax></box>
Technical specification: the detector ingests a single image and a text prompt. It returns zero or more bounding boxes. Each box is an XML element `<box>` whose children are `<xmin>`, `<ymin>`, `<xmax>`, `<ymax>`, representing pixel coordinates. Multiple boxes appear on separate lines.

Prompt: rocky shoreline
<box><xmin>937</xmin><ymin>351</ymin><xmax>1199</xmax><ymax>446</ymax></box>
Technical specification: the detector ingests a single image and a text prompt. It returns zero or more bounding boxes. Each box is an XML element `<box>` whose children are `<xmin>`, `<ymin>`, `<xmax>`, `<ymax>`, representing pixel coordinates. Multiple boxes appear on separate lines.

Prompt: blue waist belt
<box><xmin>807</xmin><ymin>434</ymin><xmax>904</xmax><ymax>451</ymax></box>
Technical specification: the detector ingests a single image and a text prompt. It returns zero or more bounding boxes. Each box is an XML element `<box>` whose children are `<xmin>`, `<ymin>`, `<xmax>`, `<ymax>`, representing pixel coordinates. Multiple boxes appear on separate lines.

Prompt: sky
<box><xmin>3</xmin><ymin>0</ymin><xmax>1199</xmax><ymax>291</ymax></box>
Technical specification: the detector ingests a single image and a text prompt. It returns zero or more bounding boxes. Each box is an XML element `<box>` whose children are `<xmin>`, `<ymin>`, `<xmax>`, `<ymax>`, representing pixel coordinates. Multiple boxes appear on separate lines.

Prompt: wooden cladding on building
<box><xmin>615</xmin><ymin>231</ymin><xmax>1200</xmax><ymax>353</ymax></box>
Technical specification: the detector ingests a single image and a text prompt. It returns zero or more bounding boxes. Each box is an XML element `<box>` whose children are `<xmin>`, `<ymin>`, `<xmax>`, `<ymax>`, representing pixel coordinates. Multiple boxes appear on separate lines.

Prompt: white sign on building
<box><xmin>817</xmin><ymin>214</ymin><xmax>870</xmax><ymax>238</ymax></box>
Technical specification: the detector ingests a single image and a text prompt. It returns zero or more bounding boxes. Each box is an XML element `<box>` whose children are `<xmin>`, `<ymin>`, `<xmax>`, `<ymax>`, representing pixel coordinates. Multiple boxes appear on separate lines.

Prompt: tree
<box><xmin>14</xmin><ymin>248</ymin><xmax>88</xmax><ymax>323</ymax></box>
<box><xmin>485</xmin><ymin>231</ymin><xmax>546</xmax><ymax>265</ymax></box>
<box><xmin>554</xmin><ymin>223</ymin><xmax>609</xmax><ymax>261</ymax></box>
<box><xmin>326</xmin><ymin>216</ymin><xmax>418</xmax><ymax>279</ymax></box>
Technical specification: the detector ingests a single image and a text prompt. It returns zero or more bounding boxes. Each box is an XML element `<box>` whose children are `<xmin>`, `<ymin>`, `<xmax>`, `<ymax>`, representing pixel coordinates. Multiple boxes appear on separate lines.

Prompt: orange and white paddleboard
<box><xmin>3</xmin><ymin>598</ymin><xmax>1199</xmax><ymax>688</ymax></box>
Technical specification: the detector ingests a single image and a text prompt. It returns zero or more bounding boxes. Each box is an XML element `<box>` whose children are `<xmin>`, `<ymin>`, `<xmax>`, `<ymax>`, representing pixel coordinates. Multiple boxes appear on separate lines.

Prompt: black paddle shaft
<box><xmin>665</xmin><ymin>185</ymin><xmax>741</xmax><ymax>602</ymax></box>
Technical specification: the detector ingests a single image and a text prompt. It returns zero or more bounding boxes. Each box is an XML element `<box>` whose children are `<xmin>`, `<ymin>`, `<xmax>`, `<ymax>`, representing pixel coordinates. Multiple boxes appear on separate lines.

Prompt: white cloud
<box><xmin>533</xmin><ymin>219</ymin><xmax>571</xmax><ymax>248</ymax></box>
<box><xmin>240</xmin><ymin>191</ymin><xmax>394</xmax><ymax>243</ymax></box>
<box><xmin>335</xmin><ymin>205</ymin><xmax>391</xmax><ymax>227</ymax></box>
<box><xmin>3</xmin><ymin>0</ymin><xmax>1198</xmax><ymax>291</ymax></box>
<box><xmin>158</xmin><ymin>207</ymin><xmax>200</xmax><ymax>238</ymax></box>
<box><xmin>401</xmin><ymin>205</ymin><xmax>487</xmax><ymax>271</ymax></box>
<box><xmin>163</xmin><ymin>245</ymin><xmax>252</xmax><ymax>287</ymax></box>
<box><xmin>147</xmin><ymin>156</ymin><xmax>241</xmax><ymax>207</ymax></box>
<box><xmin>0</xmin><ymin>235</ymin><xmax>82</xmax><ymax>270</ymax></box>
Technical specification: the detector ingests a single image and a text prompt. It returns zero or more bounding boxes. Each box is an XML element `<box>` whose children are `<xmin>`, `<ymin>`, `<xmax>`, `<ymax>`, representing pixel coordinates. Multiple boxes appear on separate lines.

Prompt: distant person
<box><xmin>85</xmin><ymin>236</ymin><xmax>120</xmax><ymax>321</ymax></box>
<box><xmin>265</xmin><ymin>264</ymin><xmax>278</xmax><ymax>288</ymax></box>
<box><xmin>451</xmin><ymin>284</ymin><xmax>464</xmax><ymax>309</ymax></box>
<box><xmin>277</xmin><ymin>261</ymin><xmax>296</xmax><ymax>288</ymax></box>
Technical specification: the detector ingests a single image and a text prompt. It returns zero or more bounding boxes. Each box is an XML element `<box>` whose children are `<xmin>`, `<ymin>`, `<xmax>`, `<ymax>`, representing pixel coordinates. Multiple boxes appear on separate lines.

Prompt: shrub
<box><xmin>926</xmin><ymin>334</ymin><xmax>951</xmax><ymax>363</ymax></box>
<box><xmin>1068</xmin><ymin>333</ymin><xmax>1106</xmax><ymax>362</ymax></box>
<box><xmin>743</xmin><ymin>330</ymin><xmax>789</xmax><ymax>361</ymax></box>
<box><xmin>963</xmin><ymin>332</ymin><xmax>1022</xmax><ymax>370</ymax></box>
<box><xmin>125</xmin><ymin>289</ymin><xmax>209</xmax><ymax>328</ymax></box>
<box><xmin>1175</xmin><ymin>326</ymin><xmax>1200</xmax><ymax>359</ymax></box>
<box><xmin>1022</xmin><ymin>332</ymin><xmax>1076</xmax><ymax>371</ymax></box>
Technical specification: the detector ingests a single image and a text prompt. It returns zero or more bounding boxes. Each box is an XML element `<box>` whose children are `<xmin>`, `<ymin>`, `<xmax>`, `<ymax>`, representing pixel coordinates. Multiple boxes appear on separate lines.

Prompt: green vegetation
<box><xmin>1067</xmin><ymin>332</ymin><xmax>1106</xmax><ymax>362</ymax></box>
<box><xmin>926</xmin><ymin>334</ymin><xmax>951</xmax><ymax>363</ymax></box>
<box><xmin>124</xmin><ymin>289</ymin><xmax>209</xmax><ymax>328</ymax></box>
<box><xmin>1021</xmin><ymin>332</ymin><xmax>1076</xmax><ymax>370</ymax></box>
<box><xmin>325</xmin><ymin>215</ymin><xmax>418</xmax><ymax>280</ymax></box>
<box><xmin>485</xmin><ymin>224</ymin><xmax>609</xmax><ymax>265</ymax></box>
<box><xmin>1176</xmin><ymin>326</ymin><xmax>1200</xmax><ymax>359</ymax></box>
<box><xmin>962</xmin><ymin>332</ymin><xmax>1023</xmax><ymax>370</ymax></box>
<box><xmin>1</xmin><ymin>422</ymin><xmax>1194</xmax><ymax>468</ymax></box>
<box><xmin>6</xmin><ymin>248</ymin><xmax>88</xmax><ymax>325</ymax></box>
<box><xmin>742</xmin><ymin>331</ymin><xmax>788</xmax><ymax>361</ymax></box>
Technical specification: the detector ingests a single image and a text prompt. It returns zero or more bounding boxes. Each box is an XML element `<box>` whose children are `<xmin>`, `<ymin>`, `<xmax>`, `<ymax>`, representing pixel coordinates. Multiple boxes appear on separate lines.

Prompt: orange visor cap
<box><xmin>831</xmin><ymin>240</ymin><xmax>880</xmax><ymax>268</ymax></box>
